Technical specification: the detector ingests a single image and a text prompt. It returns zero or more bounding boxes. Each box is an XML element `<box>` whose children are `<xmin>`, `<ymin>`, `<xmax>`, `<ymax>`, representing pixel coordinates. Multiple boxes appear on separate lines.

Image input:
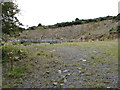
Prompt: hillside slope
<box><xmin>18</xmin><ymin>20</ymin><xmax>118</xmax><ymax>41</ymax></box>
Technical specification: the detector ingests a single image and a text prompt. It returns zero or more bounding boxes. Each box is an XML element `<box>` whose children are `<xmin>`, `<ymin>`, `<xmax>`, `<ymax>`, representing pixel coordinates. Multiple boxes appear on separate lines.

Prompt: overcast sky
<box><xmin>16</xmin><ymin>0</ymin><xmax>119</xmax><ymax>28</ymax></box>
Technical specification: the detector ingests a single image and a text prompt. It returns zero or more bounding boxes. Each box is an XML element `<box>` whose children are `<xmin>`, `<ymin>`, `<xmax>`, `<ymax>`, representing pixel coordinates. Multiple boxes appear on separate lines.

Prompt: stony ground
<box><xmin>2</xmin><ymin>40</ymin><xmax>118</xmax><ymax>88</ymax></box>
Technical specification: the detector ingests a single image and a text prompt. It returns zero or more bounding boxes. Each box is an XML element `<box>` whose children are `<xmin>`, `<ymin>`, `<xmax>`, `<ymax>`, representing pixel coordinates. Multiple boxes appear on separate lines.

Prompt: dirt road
<box><xmin>3</xmin><ymin>41</ymin><xmax>118</xmax><ymax>88</ymax></box>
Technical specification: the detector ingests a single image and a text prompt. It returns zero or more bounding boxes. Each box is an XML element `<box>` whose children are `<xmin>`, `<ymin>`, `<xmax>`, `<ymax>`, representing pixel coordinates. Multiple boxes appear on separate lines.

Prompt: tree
<box><xmin>117</xmin><ymin>26</ymin><xmax>120</xmax><ymax>33</ymax></box>
<box><xmin>75</xmin><ymin>18</ymin><xmax>79</xmax><ymax>21</ymax></box>
<box><xmin>38</xmin><ymin>23</ymin><xmax>42</xmax><ymax>26</ymax></box>
<box><xmin>116</xmin><ymin>13</ymin><xmax>120</xmax><ymax>20</ymax></box>
<box><xmin>1</xmin><ymin>1</ymin><xmax>23</xmax><ymax>35</ymax></box>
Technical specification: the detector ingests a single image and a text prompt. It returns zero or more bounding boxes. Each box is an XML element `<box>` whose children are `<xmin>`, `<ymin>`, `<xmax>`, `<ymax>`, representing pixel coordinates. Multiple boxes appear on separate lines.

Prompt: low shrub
<box><xmin>22</xmin><ymin>42</ymin><xmax>31</xmax><ymax>46</ymax></box>
<box><xmin>2</xmin><ymin>42</ymin><xmax>28</xmax><ymax>71</ymax></box>
<box><xmin>2</xmin><ymin>43</ymin><xmax>28</xmax><ymax>62</ymax></box>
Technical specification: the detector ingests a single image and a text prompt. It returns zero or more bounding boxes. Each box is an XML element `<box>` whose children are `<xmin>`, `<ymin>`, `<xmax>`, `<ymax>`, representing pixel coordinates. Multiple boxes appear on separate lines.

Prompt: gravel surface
<box><xmin>3</xmin><ymin>41</ymin><xmax>118</xmax><ymax>88</ymax></box>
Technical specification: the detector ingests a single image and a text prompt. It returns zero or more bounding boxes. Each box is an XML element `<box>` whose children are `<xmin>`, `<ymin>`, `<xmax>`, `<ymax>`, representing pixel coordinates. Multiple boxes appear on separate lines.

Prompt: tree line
<box><xmin>28</xmin><ymin>15</ymin><xmax>118</xmax><ymax>30</ymax></box>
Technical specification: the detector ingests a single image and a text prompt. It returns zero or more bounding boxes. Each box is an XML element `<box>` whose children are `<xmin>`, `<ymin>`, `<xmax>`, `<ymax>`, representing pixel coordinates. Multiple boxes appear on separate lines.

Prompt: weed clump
<box><xmin>2</xmin><ymin>42</ymin><xmax>28</xmax><ymax>63</ymax></box>
<box><xmin>90</xmin><ymin>56</ymin><xmax>95</xmax><ymax>59</ymax></box>
<box><xmin>6</xmin><ymin>66</ymin><xmax>26</xmax><ymax>78</ymax></box>
<box><xmin>2</xmin><ymin>42</ymin><xmax>28</xmax><ymax>72</ymax></box>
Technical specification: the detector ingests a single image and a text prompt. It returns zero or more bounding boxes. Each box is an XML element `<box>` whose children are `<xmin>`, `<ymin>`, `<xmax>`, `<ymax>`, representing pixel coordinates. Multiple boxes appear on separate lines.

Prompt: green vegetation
<box><xmin>2</xmin><ymin>2</ymin><xmax>24</xmax><ymax>36</ymax></box>
<box><xmin>2</xmin><ymin>42</ymin><xmax>29</xmax><ymax>80</ymax></box>
<box><xmin>2</xmin><ymin>85</ymin><xmax>10</xmax><ymax>88</ymax></box>
<box><xmin>93</xmin><ymin>84</ymin><xmax>105</xmax><ymax>88</ymax></box>
<box><xmin>2</xmin><ymin>42</ymin><xmax>28</xmax><ymax>64</ymax></box>
<box><xmin>117</xmin><ymin>26</ymin><xmax>120</xmax><ymax>33</ymax></box>
<box><xmin>90</xmin><ymin>56</ymin><xmax>95</xmax><ymax>59</ymax></box>
<box><xmin>22</xmin><ymin>42</ymin><xmax>31</xmax><ymax>46</ymax></box>
<box><xmin>36</xmin><ymin>50</ymin><xmax>54</xmax><ymax>58</ymax></box>
<box><xmin>2</xmin><ymin>42</ymin><xmax>31</xmax><ymax>87</ymax></box>
<box><xmin>6</xmin><ymin>66</ymin><xmax>26</xmax><ymax>78</ymax></box>
<box><xmin>72</xmin><ymin>61</ymin><xmax>80</xmax><ymax>66</ymax></box>
<box><xmin>115</xmin><ymin>13</ymin><xmax>120</xmax><ymax>20</ymax></box>
<box><xmin>26</xmin><ymin>15</ymin><xmax>117</xmax><ymax>30</ymax></box>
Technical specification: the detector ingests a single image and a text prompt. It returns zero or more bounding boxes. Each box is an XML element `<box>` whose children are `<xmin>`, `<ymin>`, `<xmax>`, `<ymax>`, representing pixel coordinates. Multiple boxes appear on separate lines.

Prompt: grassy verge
<box><xmin>2</xmin><ymin>41</ymin><xmax>30</xmax><ymax>88</ymax></box>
